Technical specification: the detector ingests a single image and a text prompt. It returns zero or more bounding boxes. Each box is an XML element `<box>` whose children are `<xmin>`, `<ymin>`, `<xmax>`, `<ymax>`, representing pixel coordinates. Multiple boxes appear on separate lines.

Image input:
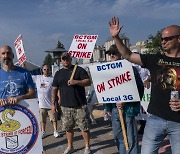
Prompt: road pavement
<box><xmin>42</xmin><ymin>104</ymin><xmax>171</xmax><ymax>154</ymax></box>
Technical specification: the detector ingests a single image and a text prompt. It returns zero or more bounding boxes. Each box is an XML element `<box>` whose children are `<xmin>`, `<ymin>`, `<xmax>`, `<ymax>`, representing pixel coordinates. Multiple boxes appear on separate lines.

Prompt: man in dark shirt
<box><xmin>51</xmin><ymin>52</ymin><xmax>91</xmax><ymax>154</ymax></box>
<box><xmin>109</xmin><ymin>17</ymin><xmax>180</xmax><ymax>154</ymax></box>
<box><xmin>105</xmin><ymin>45</ymin><xmax>144</xmax><ymax>154</ymax></box>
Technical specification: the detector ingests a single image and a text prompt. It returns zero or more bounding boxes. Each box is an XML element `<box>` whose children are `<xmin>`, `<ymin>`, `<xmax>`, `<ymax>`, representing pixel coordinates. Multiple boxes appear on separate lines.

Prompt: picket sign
<box><xmin>89</xmin><ymin>59</ymin><xmax>141</xmax><ymax>151</ymax></box>
<box><xmin>14</xmin><ymin>34</ymin><xmax>27</xmax><ymax>66</ymax></box>
<box><xmin>68</xmin><ymin>34</ymin><xmax>98</xmax><ymax>80</ymax></box>
<box><xmin>136</xmin><ymin>86</ymin><xmax>151</xmax><ymax>120</ymax></box>
<box><xmin>0</xmin><ymin>99</ymin><xmax>43</xmax><ymax>154</ymax></box>
<box><xmin>68</xmin><ymin>34</ymin><xmax>98</xmax><ymax>59</ymax></box>
<box><xmin>89</xmin><ymin>59</ymin><xmax>140</xmax><ymax>104</ymax></box>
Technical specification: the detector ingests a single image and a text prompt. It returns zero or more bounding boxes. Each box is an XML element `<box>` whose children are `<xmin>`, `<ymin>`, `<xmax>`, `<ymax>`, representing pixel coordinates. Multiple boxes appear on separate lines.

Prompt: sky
<box><xmin>0</xmin><ymin>0</ymin><xmax>179</xmax><ymax>66</ymax></box>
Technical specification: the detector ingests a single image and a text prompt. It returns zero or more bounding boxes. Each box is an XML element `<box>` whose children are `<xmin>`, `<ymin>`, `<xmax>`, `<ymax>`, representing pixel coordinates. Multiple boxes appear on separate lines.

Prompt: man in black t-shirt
<box><xmin>51</xmin><ymin>52</ymin><xmax>91</xmax><ymax>154</ymax></box>
<box><xmin>109</xmin><ymin>17</ymin><xmax>180</xmax><ymax>154</ymax></box>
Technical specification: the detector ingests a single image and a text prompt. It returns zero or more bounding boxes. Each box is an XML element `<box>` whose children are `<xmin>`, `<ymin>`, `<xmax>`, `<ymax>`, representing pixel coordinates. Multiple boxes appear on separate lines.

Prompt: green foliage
<box><xmin>144</xmin><ymin>30</ymin><xmax>164</xmax><ymax>54</ymax></box>
<box><xmin>43</xmin><ymin>53</ymin><xmax>53</xmax><ymax>69</ymax></box>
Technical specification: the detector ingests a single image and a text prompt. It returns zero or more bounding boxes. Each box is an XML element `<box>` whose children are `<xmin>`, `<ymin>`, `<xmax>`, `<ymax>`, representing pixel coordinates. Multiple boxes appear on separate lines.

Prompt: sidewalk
<box><xmin>42</xmin><ymin>104</ymin><xmax>171</xmax><ymax>154</ymax></box>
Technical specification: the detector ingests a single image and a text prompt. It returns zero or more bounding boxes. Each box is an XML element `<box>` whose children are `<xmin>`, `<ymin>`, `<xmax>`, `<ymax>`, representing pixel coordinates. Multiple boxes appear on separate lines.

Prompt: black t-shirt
<box><xmin>141</xmin><ymin>53</ymin><xmax>180</xmax><ymax>122</ymax></box>
<box><xmin>52</xmin><ymin>65</ymin><xmax>89</xmax><ymax>107</ymax></box>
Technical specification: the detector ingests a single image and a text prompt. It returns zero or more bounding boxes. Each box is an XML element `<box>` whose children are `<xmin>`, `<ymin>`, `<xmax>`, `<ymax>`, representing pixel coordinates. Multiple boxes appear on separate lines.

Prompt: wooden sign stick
<box><xmin>118</xmin><ymin>108</ymin><xmax>129</xmax><ymax>150</ymax></box>
<box><xmin>70</xmin><ymin>58</ymin><xmax>80</xmax><ymax>80</ymax></box>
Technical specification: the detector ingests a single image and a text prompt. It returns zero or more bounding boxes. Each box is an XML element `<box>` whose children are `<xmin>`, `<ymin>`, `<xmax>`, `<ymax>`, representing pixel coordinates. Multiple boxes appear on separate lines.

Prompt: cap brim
<box><xmin>105</xmin><ymin>50</ymin><xmax>119</xmax><ymax>55</ymax></box>
<box><xmin>61</xmin><ymin>53</ymin><xmax>71</xmax><ymax>59</ymax></box>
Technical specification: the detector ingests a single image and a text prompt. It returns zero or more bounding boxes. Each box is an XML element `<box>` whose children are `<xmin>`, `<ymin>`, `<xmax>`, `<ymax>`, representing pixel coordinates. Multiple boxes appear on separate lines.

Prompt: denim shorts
<box><xmin>61</xmin><ymin>105</ymin><xmax>89</xmax><ymax>131</ymax></box>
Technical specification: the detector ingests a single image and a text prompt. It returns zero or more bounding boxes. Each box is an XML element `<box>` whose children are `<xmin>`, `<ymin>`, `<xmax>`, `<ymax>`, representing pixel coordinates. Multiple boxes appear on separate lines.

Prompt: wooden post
<box><xmin>118</xmin><ymin>108</ymin><xmax>129</xmax><ymax>150</ymax></box>
<box><xmin>70</xmin><ymin>58</ymin><xmax>80</xmax><ymax>80</ymax></box>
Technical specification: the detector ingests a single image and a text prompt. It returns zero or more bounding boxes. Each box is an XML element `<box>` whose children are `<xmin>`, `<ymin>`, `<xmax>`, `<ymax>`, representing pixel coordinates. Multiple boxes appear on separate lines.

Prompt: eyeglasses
<box><xmin>161</xmin><ymin>35</ymin><xmax>180</xmax><ymax>42</ymax></box>
<box><xmin>43</xmin><ymin>69</ymin><xmax>49</xmax><ymax>71</ymax></box>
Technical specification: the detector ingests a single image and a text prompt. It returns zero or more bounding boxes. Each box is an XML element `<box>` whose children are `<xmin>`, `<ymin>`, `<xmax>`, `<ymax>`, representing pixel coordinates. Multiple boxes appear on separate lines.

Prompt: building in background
<box><xmin>130</xmin><ymin>40</ymin><xmax>148</xmax><ymax>54</ymax></box>
<box><xmin>14</xmin><ymin>60</ymin><xmax>41</xmax><ymax>75</ymax></box>
<box><xmin>44</xmin><ymin>41</ymin><xmax>67</xmax><ymax>67</ymax></box>
<box><xmin>44</xmin><ymin>41</ymin><xmax>67</xmax><ymax>76</ymax></box>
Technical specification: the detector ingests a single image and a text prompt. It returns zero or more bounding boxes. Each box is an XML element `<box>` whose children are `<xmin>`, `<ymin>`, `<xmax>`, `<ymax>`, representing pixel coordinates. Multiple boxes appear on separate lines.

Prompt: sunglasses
<box><xmin>161</xmin><ymin>35</ymin><xmax>179</xmax><ymax>42</ymax></box>
<box><xmin>109</xmin><ymin>54</ymin><xmax>117</xmax><ymax>57</ymax></box>
<box><xmin>43</xmin><ymin>69</ymin><xmax>49</xmax><ymax>71</ymax></box>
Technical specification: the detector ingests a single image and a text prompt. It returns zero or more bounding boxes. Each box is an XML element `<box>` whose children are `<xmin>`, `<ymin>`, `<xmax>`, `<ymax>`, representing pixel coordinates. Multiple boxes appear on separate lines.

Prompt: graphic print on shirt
<box><xmin>155</xmin><ymin>59</ymin><xmax>180</xmax><ymax>91</ymax></box>
<box><xmin>3</xmin><ymin>76</ymin><xmax>21</xmax><ymax>97</ymax></box>
<box><xmin>40</xmin><ymin>80</ymin><xmax>50</xmax><ymax>90</ymax></box>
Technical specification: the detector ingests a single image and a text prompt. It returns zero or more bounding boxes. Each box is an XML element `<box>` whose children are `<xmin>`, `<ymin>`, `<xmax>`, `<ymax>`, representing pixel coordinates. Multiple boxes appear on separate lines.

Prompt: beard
<box><xmin>4</xmin><ymin>58</ymin><xmax>12</xmax><ymax>66</ymax></box>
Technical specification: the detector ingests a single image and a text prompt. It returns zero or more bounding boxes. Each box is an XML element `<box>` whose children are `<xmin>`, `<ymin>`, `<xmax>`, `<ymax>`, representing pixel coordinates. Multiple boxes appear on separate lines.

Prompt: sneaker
<box><xmin>42</xmin><ymin>131</ymin><xmax>46</xmax><ymax>139</ymax></box>
<box><xmin>104</xmin><ymin>113</ymin><xmax>108</xmax><ymax>121</ymax></box>
<box><xmin>91</xmin><ymin>120</ymin><xmax>97</xmax><ymax>125</ymax></box>
<box><xmin>54</xmin><ymin>131</ymin><xmax>60</xmax><ymax>138</ymax></box>
<box><xmin>84</xmin><ymin>147</ymin><xmax>92</xmax><ymax>154</ymax></box>
<box><xmin>63</xmin><ymin>147</ymin><xmax>74</xmax><ymax>154</ymax></box>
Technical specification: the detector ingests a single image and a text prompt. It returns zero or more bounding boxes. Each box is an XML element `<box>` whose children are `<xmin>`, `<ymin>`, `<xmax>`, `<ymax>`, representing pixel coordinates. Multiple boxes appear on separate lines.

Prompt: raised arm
<box><xmin>109</xmin><ymin>17</ymin><xmax>143</xmax><ymax>66</ymax></box>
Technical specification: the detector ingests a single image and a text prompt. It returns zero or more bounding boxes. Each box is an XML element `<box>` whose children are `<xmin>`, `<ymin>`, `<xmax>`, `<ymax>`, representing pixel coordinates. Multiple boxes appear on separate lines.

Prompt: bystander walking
<box><xmin>33</xmin><ymin>64</ymin><xmax>61</xmax><ymax>138</ymax></box>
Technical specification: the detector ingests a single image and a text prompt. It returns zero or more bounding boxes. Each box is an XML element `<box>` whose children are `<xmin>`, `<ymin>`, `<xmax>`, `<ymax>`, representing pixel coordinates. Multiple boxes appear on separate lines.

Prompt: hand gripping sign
<box><xmin>89</xmin><ymin>59</ymin><xmax>141</xmax><ymax>151</ymax></box>
<box><xmin>14</xmin><ymin>34</ymin><xmax>27</xmax><ymax>66</ymax></box>
<box><xmin>68</xmin><ymin>34</ymin><xmax>98</xmax><ymax>79</ymax></box>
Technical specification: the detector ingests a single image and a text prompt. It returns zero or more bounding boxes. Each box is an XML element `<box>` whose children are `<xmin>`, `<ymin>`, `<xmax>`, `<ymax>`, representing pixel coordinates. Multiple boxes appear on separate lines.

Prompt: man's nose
<box><xmin>4</xmin><ymin>53</ymin><xmax>9</xmax><ymax>57</ymax></box>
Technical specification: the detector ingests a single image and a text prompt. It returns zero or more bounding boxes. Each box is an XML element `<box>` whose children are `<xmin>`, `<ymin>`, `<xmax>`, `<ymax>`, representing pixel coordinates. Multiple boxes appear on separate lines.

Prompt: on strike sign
<box><xmin>14</xmin><ymin>34</ymin><xmax>27</xmax><ymax>65</ymax></box>
<box><xmin>68</xmin><ymin>34</ymin><xmax>98</xmax><ymax>59</ymax></box>
<box><xmin>89</xmin><ymin>60</ymin><xmax>140</xmax><ymax>103</ymax></box>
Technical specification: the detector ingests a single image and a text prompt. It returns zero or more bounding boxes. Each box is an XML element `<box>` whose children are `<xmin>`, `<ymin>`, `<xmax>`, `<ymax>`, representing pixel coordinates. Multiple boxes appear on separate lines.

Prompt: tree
<box><xmin>43</xmin><ymin>53</ymin><xmax>53</xmax><ymax>69</ymax></box>
<box><xmin>144</xmin><ymin>30</ymin><xmax>163</xmax><ymax>54</ymax></box>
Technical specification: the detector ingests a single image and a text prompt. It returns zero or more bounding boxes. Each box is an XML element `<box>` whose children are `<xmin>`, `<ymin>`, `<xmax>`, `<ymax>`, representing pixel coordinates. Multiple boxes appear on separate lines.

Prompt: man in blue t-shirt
<box><xmin>0</xmin><ymin>45</ymin><xmax>35</xmax><ymax>108</ymax></box>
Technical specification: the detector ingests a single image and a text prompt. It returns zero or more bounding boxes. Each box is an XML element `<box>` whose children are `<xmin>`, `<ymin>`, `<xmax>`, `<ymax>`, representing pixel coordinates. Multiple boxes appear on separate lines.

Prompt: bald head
<box><xmin>0</xmin><ymin>45</ymin><xmax>14</xmax><ymax>67</ymax></box>
<box><xmin>0</xmin><ymin>45</ymin><xmax>13</xmax><ymax>53</ymax></box>
<box><xmin>162</xmin><ymin>25</ymin><xmax>180</xmax><ymax>37</ymax></box>
<box><xmin>161</xmin><ymin>25</ymin><xmax>180</xmax><ymax>54</ymax></box>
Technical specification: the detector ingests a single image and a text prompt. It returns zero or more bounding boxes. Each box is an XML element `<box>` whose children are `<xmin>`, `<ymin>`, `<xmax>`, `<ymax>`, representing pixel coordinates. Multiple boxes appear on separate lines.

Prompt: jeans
<box><xmin>141</xmin><ymin>114</ymin><xmax>180</xmax><ymax>154</ymax></box>
<box><xmin>111</xmin><ymin>107</ymin><xmax>139</xmax><ymax>154</ymax></box>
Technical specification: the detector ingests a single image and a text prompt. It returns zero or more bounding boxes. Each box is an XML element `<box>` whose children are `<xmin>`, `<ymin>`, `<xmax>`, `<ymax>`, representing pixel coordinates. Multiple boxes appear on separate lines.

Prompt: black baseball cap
<box><xmin>105</xmin><ymin>44</ymin><xmax>120</xmax><ymax>55</ymax></box>
<box><xmin>61</xmin><ymin>52</ymin><xmax>71</xmax><ymax>59</ymax></box>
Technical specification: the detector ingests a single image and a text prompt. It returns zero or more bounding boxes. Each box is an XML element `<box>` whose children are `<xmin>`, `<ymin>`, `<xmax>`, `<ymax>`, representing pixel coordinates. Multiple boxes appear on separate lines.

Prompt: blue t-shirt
<box><xmin>0</xmin><ymin>66</ymin><xmax>35</xmax><ymax>100</ymax></box>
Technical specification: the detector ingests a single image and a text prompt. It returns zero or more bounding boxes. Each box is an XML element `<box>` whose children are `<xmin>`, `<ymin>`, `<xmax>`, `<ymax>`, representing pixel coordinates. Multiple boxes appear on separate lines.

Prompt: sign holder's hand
<box><xmin>118</xmin><ymin>108</ymin><xmax>129</xmax><ymax>150</ymax></box>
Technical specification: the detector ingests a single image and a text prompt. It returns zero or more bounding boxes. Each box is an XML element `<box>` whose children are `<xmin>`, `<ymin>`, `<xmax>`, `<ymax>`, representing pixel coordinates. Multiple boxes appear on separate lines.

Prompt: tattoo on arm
<box><xmin>51</xmin><ymin>87</ymin><xmax>58</xmax><ymax>106</ymax></box>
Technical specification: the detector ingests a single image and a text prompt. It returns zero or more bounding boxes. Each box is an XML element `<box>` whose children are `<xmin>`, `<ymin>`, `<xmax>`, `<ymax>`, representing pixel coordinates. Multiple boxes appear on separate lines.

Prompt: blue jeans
<box><xmin>141</xmin><ymin>114</ymin><xmax>180</xmax><ymax>154</ymax></box>
<box><xmin>111</xmin><ymin>107</ymin><xmax>139</xmax><ymax>154</ymax></box>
